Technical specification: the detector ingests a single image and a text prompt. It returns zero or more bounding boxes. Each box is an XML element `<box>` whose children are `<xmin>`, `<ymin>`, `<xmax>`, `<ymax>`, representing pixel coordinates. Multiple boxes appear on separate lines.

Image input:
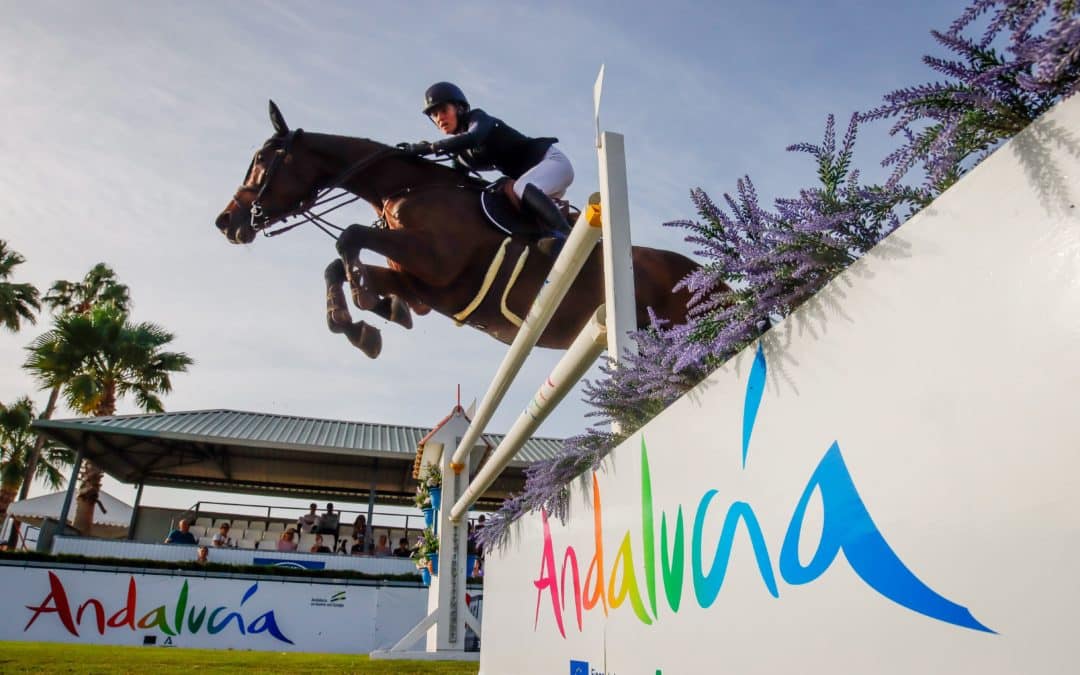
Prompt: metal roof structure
<box><xmin>34</xmin><ymin>409</ymin><xmax>565</xmax><ymax>508</ymax></box>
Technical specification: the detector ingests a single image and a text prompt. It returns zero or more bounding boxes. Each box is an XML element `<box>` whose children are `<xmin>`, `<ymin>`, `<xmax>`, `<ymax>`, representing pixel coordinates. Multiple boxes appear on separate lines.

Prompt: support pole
<box><xmin>58</xmin><ymin>446</ymin><xmax>84</xmax><ymax>532</ymax></box>
<box><xmin>597</xmin><ymin>131</ymin><xmax>638</xmax><ymax>363</ymax></box>
<box><xmin>450</xmin><ymin>306</ymin><xmax>608</xmax><ymax>522</ymax></box>
<box><xmin>366</xmin><ymin>470</ymin><xmax>377</xmax><ymax>555</ymax></box>
<box><xmin>126</xmin><ymin>482</ymin><xmax>144</xmax><ymax>540</ymax></box>
<box><xmin>448</xmin><ymin>199</ymin><xmax>604</xmax><ymax>470</ymax></box>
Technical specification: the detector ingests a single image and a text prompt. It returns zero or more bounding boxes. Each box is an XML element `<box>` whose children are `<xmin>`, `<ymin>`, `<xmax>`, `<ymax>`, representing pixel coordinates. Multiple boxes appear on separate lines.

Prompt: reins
<box><xmin>240</xmin><ymin>140</ymin><xmax>482</xmax><ymax>242</ymax></box>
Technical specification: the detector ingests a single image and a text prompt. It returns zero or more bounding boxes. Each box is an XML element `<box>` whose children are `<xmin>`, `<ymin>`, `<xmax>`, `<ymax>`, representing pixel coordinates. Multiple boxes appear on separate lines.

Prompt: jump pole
<box><xmin>448</xmin><ymin>305</ymin><xmax>608</xmax><ymax>522</ymax></box>
<box><xmin>447</xmin><ymin>198</ymin><xmax>604</xmax><ymax>475</ymax></box>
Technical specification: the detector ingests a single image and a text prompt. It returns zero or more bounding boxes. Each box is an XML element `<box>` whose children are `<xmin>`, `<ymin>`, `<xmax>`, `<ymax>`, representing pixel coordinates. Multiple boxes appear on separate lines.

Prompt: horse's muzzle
<box><xmin>215</xmin><ymin>208</ymin><xmax>256</xmax><ymax>244</ymax></box>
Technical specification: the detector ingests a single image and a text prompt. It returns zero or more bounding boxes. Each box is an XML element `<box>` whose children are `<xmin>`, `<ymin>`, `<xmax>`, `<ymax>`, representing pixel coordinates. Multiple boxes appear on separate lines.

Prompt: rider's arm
<box><xmin>430</xmin><ymin>109</ymin><xmax>495</xmax><ymax>155</ymax></box>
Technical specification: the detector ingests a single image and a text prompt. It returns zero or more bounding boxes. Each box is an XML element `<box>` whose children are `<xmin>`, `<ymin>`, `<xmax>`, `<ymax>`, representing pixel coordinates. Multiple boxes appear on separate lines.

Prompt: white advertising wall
<box><xmin>0</xmin><ymin>564</ymin><xmax>426</xmax><ymax>654</ymax></box>
<box><xmin>480</xmin><ymin>96</ymin><xmax>1080</xmax><ymax>674</ymax></box>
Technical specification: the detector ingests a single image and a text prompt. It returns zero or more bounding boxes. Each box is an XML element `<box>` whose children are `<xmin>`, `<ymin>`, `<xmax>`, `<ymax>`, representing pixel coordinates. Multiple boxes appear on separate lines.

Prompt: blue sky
<box><xmin>0</xmin><ymin>0</ymin><xmax>964</xmax><ymax>511</ymax></box>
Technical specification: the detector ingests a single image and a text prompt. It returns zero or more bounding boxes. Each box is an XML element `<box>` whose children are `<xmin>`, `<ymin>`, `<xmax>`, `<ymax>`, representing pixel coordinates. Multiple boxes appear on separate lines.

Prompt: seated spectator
<box><xmin>392</xmin><ymin>537</ymin><xmax>411</xmax><ymax>557</ymax></box>
<box><xmin>297</xmin><ymin>503</ymin><xmax>319</xmax><ymax>533</ymax></box>
<box><xmin>316</xmin><ymin>503</ymin><xmax>339</xmax><ymax>535</ymax></box>
<box><xmin>164</xmin><ymin>519</ymin><xmax>197</xmax><ymax>545</ymax></box>
<box><xmin>276</xmin><ymin>528</ymin><xmax>298</xmax><ymax>552</ymax></box>
<box><xmin>195</xmin><ymin>545</ymin><xmax>209</xmax><ymax>565</ymax></box>
<box><xmin>211</xmin><ymin>522</ymin><xmax>232</xmax><ymax>548</ymax></box>
<box><xmin>350</xmin><ymin>533</ymin><xmax>366</xmax><ymax>555</ymax></box>
<box><xmin>373</xmin><ymin>533</ymin><xmax>391</xmax><ymax>556</ymax></box>
<box><xmin>352</xmin><ymin>514</ymin><xmax>367</xmax><ymax>544</ymax></box>
<box><xmin>349</xmin><ymin>527</ymin><xmax>368</xmax><ymax>555</ymax></box>
<box><xmin>310</xmin><ymin>534</ymin><xmax>331</xmax><ymax>554</ymax></box>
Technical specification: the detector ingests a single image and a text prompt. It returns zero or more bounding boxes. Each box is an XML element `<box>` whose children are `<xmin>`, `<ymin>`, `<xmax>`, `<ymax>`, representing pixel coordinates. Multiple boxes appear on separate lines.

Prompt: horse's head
<box><xmin>215</xmin><ymin>101</ymin><xmax>325</xmax><ymax>244</ymax></box>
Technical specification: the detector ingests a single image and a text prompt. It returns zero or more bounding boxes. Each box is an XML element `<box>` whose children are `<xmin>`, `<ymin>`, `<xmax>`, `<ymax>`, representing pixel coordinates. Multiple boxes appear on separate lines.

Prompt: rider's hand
<box><xmin>397</xmin><ymin>141</ymin><xmax>432</xmax><ymax>156</ymax></box>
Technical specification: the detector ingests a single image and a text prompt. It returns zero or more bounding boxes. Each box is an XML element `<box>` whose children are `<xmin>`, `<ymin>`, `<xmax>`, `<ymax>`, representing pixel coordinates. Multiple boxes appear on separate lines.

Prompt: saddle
<box><xmin>479</xmin><ymin>178</ymin><xmax>579</xmax><ymax>239</ymax></box>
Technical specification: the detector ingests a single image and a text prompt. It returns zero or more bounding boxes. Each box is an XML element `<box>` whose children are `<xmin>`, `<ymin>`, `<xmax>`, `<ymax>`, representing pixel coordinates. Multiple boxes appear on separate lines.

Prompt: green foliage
<box><xmin>420</xmin><ymin>461</ymin><xmax>442</xmax><ymax>487</ymax></box>
<box><xmin>0</xmin><ymin>397</ymin><xmax>72</xmax><ymax>491</ymax></box>
<box><xmin>0</xmin><ymin>240</ymin><xmax>41</xmax><ymax>333</ymax></box>
<box><xmin>23</xmin><ymin>305</ymin><xmax>193</xmax><ymax>417</ymax></box>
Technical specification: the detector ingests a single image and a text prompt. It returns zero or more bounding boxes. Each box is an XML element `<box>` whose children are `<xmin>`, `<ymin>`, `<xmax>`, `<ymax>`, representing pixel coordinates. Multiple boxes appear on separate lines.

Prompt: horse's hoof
<box><xmin>344</xmin><ymin>321</ymin><xmax>382</xmax><ymax>359</ymax></box>
<box><xmin>390</xmin><ymin>296</ymin><xmax>413</xmax><ymax>329</ymax></box>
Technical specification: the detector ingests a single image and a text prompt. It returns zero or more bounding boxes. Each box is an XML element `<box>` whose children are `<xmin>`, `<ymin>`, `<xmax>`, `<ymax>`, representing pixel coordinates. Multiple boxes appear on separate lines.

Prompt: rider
<box><xmin>399</xmin><ymin>82</ymin><xmax>574</xmax><ymax>241</ymax></box>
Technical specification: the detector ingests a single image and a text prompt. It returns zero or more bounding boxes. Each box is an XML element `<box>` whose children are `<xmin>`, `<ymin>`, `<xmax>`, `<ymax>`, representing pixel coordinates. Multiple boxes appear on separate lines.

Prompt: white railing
<box><xmin>51</xmin><ymin>536</ymin><xmax>418</xmax><ymax>575</ymax></box>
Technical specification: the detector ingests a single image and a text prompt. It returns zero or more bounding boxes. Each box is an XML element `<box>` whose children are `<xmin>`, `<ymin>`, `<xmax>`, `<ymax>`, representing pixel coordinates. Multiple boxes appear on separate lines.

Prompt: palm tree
<box><xmin>0</xmin><ymin>397</ymin><xmax>73</xmax><ymax>530</ymax></box>
<box><xmin>0</xmin><ymin>240</ymin><xmax>41</xmax><ymax>333</ymax></box>
<box><xmin>24</xmin><ymin>306</ymin><xmax>192</xmax><ymax>534</ymax></box>
<box><xmin>43</xmin><ymin>263</ymin><xmax>130</xmax><ymax>317</ymax></box>
<box><xmin>13</xmin><ymin>264</ymin><xmax>131</xmax><ymax>512</ymax></box>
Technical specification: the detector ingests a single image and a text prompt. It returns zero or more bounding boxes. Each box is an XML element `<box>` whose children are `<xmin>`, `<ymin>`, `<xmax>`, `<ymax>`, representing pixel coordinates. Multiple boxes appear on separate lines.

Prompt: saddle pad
<box><xmin>479</xmin><ymin>183</ymin><xmax>580</xmax><ymax>239</ymax></box>
<box><xmin>480</xmin><ymin>189</ymin><xmax>532</xmax><ymax>237</ymax></box>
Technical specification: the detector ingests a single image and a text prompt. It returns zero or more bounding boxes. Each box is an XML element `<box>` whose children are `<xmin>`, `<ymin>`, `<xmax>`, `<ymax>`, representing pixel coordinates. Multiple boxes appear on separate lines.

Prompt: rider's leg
<box><xmin>515</xmin><ymin>146</ymin><xmax>575</xmax><ymax>239</ymax></box>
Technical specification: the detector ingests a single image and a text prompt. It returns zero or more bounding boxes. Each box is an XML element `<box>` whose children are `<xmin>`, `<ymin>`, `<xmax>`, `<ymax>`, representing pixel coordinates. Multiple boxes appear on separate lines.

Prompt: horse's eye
<box><xmin>255</xmin><ymin>152</ymin><xmax>263</xmax><ymax>163</ymax></box>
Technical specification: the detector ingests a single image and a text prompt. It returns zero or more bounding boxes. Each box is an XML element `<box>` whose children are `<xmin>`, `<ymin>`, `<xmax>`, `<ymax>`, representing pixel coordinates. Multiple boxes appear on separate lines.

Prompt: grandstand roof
<box><xmin>34</xmin><ymin>409</ymin><xmax>565</xmax><ymax>508</ymax></box>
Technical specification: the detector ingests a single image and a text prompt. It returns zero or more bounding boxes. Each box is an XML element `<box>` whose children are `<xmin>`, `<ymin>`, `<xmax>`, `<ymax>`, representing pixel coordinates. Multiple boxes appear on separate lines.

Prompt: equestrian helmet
<box><xmin>423</xmin><ymin>82</ymin><xmax>469</xmax><ymax>115</ymax></box>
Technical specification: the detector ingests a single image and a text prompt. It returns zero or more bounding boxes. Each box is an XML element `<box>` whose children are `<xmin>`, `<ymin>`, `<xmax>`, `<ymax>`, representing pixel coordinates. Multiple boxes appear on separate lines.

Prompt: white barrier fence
<box><xmin>51</xmin><ymin>536</ymin><xmax>417</xmax><ymax>575</ymax></box>
<box><xmin>477</xmin><ymin>87</ymin><xmax>1080</xmax><ymax>673</ymax></box>
<box><xmin>0</xmin><ymin>562</ymin><xmax>428</xmax><ymax>653</ymax></box>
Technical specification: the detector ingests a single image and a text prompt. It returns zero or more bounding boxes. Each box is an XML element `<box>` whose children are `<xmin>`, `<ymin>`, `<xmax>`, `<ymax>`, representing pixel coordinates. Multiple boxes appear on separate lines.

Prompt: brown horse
<box><xmin>215</xmin><ymin>102</ymin><xmax>698</xmax><ymax>358</ymax></box>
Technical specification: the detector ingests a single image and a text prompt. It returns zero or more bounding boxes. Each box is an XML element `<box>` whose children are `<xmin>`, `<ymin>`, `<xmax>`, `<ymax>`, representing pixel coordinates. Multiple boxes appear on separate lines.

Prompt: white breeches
<box><xmin>513</xmin><ymin>145</ymin><xmax>574</xmax><ymax>199</ymax></box>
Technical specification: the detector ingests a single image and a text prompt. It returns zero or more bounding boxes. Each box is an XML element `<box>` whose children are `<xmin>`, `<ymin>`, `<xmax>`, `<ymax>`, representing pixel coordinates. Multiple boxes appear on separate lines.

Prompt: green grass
<box><xmin>0</xmin><ymin>642</ymin><xmax>480</xmax><ymax>674</ymax></box>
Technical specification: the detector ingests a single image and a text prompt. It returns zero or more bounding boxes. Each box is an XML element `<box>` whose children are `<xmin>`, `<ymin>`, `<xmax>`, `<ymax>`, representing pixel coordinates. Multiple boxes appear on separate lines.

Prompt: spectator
<box><xmin>373</xmin><ymin>533</ymin><xmax>391</xmax><ymax>556</ymax></box>
<box><xmin>349</xmin><ymin>527</ymin><xmax>368</xmax><ymax>555</ymax></box>
<box><xmin>297</xmin><ymin>503</ymin><xmax>319</xmax><ymax>533</ymax></box>
<box><xmin>276</xmin><ymin>528</ymin><xmax>298</xmax><ymax>552</ymax></box>
<box><xmin>211</xmin><ymin>522</ymin><xmax>232</xmax><ymax>548</ymax></box>
<box><xmin>164</xmin><ymin>519</ymin><xmax>197</xmax><ymax>545</ymax></box>
<box><xmin>350</xmin><ymin>532</ymin><xmax>366</xmax><ymax>555</ymax></box>
<box><xmin>317</xmin><ymin>503</ymin><xmax>339</xmax><ymax>535</ymax></box>
<box><xmin>392</xmin><ymin>537</ymin><xmax>411</xmax><ymax>557</ymax></box>
<box><xmin>195</xmin><ymin>545</ymin><xmax>209</xmax><ymax>565</ymax></box>
<box><xmin>310</xmin><ymin>534</ymin><xmax>331</xmax><ymax>554</ymax></box>
<box><xmin>352</xmin><ymin>514</ymin><xmax>368</xmax><ymax>547</ymax></box>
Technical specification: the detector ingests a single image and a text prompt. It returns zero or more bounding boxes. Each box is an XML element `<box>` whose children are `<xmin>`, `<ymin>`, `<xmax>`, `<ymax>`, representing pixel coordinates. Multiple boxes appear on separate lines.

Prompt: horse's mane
<box><xmin>312</xmin><ymin>133</ymin><xmax>489</xmax><ymax>191</ymax></box>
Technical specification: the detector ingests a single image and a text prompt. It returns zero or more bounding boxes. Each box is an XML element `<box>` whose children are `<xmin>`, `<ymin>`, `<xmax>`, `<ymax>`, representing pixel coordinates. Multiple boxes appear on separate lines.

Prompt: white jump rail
<box><xmin>446</xmin><ymin>196</ymin><xmax>605</xmax><ymax>483</ymax></box>
<box><xmin>448</xmin><ymin>306</ymin><xmax>608</xmax><ymax>522</ymax></box>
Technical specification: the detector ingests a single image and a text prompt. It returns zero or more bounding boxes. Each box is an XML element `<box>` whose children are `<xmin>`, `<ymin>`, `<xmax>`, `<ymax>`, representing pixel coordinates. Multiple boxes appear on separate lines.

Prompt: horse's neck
<box><xmin>307</xmin><ymin>133</ymin><xmax>461</xmax><ymax>208</ymax></box>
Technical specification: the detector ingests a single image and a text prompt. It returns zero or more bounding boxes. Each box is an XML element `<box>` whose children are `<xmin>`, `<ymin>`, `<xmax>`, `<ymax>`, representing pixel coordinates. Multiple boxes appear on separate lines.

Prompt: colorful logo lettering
<box><xmin>534</xmin><ymin>344</ymin><xmax>992</xmax><ymax>636</ymax></box>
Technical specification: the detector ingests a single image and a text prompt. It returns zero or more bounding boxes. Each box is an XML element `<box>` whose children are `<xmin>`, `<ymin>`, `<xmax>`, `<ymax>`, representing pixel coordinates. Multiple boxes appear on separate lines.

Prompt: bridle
<box><xmin>230</xmin><ymin>131</ymin><xmax>401</xmax><ymax>240</ymax></box>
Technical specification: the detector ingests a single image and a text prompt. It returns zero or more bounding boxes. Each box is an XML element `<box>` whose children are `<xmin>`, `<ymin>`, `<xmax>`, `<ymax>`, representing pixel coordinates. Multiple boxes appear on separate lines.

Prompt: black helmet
<box><xmin>423</xmin><ymin>82</ymin><xmax>469</xmax><ymax>115</ymax></box>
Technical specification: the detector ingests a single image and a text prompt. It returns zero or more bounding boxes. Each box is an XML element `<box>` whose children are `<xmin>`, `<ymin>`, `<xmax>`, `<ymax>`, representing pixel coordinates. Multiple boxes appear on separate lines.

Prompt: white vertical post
<box><xmin>424</xmin><ymin>412</ymin><xmax>472</xmax><ymax>653</ymax></box>
<box><xmin>597</xmin><ymin>132</ymin><xmax>639</xmax><ymax>364</ymax></box>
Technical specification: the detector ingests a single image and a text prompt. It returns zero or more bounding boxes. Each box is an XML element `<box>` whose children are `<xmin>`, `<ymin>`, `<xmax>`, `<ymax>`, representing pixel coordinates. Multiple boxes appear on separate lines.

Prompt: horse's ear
<box><xmin>268</xmin><ymin>99</ymin><xmax>289</xmax><ymax>136</ymax></box>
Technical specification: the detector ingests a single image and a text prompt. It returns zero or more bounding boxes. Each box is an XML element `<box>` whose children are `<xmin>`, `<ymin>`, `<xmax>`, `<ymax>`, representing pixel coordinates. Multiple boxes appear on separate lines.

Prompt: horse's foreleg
<box><xmin>324</xmin><ymin>258</ymin><xmax>382</xmax><ymax>359</ymax></box>
<box><xmin>324</xmin><ymin>259</ymin><xmax>353</xmax><ymax>333</ymax></box>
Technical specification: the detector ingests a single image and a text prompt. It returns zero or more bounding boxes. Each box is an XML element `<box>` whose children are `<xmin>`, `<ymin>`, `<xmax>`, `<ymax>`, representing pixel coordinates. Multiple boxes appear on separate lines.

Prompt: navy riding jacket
<box><xmin>430</xmin><ymin>109</ymin><xmax>557</xmax><ymax>179</ymax></box>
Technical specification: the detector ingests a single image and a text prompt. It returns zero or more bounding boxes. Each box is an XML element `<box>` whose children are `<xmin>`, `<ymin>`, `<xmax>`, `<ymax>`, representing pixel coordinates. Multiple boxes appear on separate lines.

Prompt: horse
<box><xmin>214</xmin><ymin>101</ymin><xmax>700</xmax><ymax>359</ymax></box>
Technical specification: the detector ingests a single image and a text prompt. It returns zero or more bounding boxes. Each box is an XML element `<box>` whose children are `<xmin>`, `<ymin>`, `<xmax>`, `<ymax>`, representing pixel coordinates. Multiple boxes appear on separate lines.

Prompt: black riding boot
<box><xmin>521</xmin><ymin>184</ymin><xmax>570</xmax><ymax>253</ymax></box>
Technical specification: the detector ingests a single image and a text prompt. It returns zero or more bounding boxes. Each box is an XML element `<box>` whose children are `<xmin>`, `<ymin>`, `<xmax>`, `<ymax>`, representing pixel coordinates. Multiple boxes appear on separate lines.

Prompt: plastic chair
<box><xmin>194</xmin><ymin>517</ymin><xmax>213</xmax><ymax>528</ymax></box>
<box><xmin>238</xmin><ymin>538</ymin><xmax>258</xmax><ymax>550</ymax></box>
<box><xmin>247</xmin><ymin>521</ymin><xmax>267</xmax><ymax>532</ymax></box>
<box><xmin>267</xmin><ymin>522</ymin><xmax>285</xmax><ymax>532</ymax></box>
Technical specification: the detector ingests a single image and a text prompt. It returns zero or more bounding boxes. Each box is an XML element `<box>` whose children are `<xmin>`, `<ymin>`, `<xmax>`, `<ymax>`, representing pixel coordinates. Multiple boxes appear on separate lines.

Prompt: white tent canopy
<box><xmin>8</xmin><ymin>489</ymin><xmax>133</xmax><ymax>538</ymax></box>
